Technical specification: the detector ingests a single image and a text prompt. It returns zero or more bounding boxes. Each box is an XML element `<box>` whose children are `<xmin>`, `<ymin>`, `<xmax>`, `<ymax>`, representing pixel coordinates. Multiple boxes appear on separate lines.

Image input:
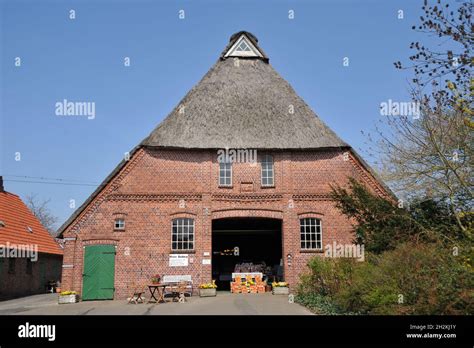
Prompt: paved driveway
<box><xmin>0</xmin><ymin>292</ymin><xmax>313</xmax><ymax>315</ymax></box>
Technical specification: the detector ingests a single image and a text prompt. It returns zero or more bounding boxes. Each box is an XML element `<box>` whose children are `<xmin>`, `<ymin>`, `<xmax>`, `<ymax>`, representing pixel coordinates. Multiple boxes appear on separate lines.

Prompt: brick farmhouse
<box><xmin>0</xmin><ymin>177</ymin><xmax>63</xmax><ymax>300</ymax></box>
<box><xmin>57</xmin><ymin>31</ymin><xmax>391</xmax><ymax>300</ymax></box>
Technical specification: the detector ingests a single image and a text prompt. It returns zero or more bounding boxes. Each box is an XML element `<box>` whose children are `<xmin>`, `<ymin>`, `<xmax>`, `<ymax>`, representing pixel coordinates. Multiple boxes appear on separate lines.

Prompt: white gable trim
<box><xmin>224</xmin><ymin>35</ymin><xmax>263</xmax><ymax>58</ymax></box>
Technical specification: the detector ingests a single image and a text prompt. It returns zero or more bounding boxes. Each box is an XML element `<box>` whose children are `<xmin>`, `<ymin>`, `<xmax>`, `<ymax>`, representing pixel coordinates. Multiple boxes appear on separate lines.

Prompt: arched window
<box><xmin>172</xmin><ymin>218</ymin><xmax>195</xmax><ymax>251</ymax></box>
<box><xmin>261</xmin><ymin>155</ymin><xmax>274</xmax><ymax>187</ymax></box>
<box><xmin>300</xmin><ymin>218</ymin><xmax>322</xmax><ymax>250</ymax></box>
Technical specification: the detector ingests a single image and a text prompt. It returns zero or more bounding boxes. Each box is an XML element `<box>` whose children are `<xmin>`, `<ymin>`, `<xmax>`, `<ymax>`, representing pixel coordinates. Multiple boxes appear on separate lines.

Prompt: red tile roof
<box><xmin>0</xmin><ymin>191</ymin><xmax>63</xmax><ymax>255</ymax></box>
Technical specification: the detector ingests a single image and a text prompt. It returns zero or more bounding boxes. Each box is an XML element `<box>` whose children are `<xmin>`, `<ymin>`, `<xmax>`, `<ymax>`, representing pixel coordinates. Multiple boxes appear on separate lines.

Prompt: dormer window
<box><xmin>224</xmin><ymin>34</ymin><xmax>264</xmax><ymax>59</ymax></box>
<box><xmin>114</xmin><ymin>218</ymin><xmax>125</xmax><ymax>231</ymax></box>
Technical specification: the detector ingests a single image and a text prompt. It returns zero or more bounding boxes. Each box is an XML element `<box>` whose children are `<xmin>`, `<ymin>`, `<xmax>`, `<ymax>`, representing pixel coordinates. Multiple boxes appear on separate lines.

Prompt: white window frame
<box><xmin>224</xmin><ymin>35</ymin><xmax>264</xmax><ymax>58</ymax></box>
<box><xmin>219</xmin><ymin>161</ymin><xmax>232</xmax><ymax>187</ymax></box>
<box><xmin>300</xmin><ymin>218</ymin><xmax>322</xmax><ymax>250</ymax></box>
<box><xmin>114</xmin><ymin>218</ymin><xmax>125</xmax><ymax>230</ymax></box>
<box><xmin>261</xmin><ymin>155</ymin><xmax>274</xmax><ymax>187</ymax></box>
<box><xmin>172</xmin><ymin>218</ymin><xmax>195</xmax><ymax>251</ymax></box>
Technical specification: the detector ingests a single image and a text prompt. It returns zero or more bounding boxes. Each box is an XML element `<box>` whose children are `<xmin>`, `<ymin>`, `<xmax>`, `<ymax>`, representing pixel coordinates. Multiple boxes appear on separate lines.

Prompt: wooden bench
<box><xmin>162</xmin><ymin>275</ymin><xmax>193</xmax><ymax>296</ymax></box>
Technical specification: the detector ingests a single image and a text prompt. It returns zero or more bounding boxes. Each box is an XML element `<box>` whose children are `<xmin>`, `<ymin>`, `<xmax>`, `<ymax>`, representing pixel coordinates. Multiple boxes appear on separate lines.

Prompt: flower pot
<box><xmin>272</xmin><ymin>287</ymin><xmax>289</xmax><ymax>295</ymax></box>
<box><xmin>58</xmin><ymin>294</ymin><xmax>79</xmax><ymax>304</ymax></box>
<box><xmin>199</xmin><ymin>288</ymin><xmax>217</xmax><ymax>297</ymax></box>
<box><xmin>151</xmin><ymin>275</ymin><xmax>161</xmax><ymax>284</ymax></box>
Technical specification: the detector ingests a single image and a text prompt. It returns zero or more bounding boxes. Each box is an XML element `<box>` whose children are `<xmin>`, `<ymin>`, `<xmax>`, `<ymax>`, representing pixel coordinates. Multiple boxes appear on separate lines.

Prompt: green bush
<box><xmin>298</xmin><ymin>256</ymin><xmax>355</xmax><ymax>297</ymax></box>
<box><xmin>295</xmin><ymin>293</ymin><xmax>343</xmax><ymax>315</ymax></box>
<box><xmin>330</xmin><ymin>178</ymin><xmax>468</xmax><ymax>253</ymax></box>
<box><xmin>297</xmin><ymin>242</ymin><xmax>473</xmax><ymax>315</ymax></box>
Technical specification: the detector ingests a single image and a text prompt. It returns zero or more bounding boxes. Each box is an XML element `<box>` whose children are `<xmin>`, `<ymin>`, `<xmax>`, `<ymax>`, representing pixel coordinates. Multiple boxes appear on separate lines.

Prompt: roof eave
<box><xmin>56</xmin><ymin>145</ymin><xmax>142</xmax><ymax>237</ymax></box>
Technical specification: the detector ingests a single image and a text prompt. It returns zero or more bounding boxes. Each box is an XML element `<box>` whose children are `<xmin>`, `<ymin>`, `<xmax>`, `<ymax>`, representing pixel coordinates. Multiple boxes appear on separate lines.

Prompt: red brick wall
<box><xmin>0</xmin><ymin>253</ymin><xmax>62</xmax><ymax>301</ymax></box>
<box><xmin>61</xmin><ymin>148</ymin><xmax>386</xmax><ymax>299</ymax></box>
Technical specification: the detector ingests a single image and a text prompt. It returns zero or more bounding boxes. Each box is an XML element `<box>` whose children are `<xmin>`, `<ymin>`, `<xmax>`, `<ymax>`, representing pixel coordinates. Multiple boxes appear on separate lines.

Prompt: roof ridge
<box><xmin>0</xmin><ymin>190</ymin><xmax>20</xmax><ymax>198</ymax></box>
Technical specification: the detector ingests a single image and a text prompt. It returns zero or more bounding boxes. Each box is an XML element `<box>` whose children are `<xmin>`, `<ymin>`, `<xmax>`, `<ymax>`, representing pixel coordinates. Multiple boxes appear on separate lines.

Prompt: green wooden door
<box><xmin>82</xmin><ymin>245</ymin><xmax>116</xmax><ymax>300</ymax></box>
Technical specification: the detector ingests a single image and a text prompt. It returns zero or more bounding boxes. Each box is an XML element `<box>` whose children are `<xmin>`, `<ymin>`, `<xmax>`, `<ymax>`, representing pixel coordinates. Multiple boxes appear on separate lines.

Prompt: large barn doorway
<box><xmin>212</xmin><ymin>218</ymin><xmax>283</xmax><ymax>290</ymax></box>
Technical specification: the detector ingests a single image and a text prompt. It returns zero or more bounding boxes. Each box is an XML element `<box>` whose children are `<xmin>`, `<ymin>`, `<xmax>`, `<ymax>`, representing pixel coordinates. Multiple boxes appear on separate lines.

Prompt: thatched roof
<box><xmin>57</xmin><ymin>31</ymin><xmax>394</xmax><ymax>237</ymax></box>
<box><xmin>141</xmin><ymin>31</ymin><xmax>347</xmax><ymax>150</ymax></box>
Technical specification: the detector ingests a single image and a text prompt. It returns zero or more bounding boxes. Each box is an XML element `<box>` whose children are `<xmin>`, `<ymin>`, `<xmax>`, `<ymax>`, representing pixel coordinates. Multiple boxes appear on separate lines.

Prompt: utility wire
<box><xmin>3</xmin><ymin>174</ymin><xmax>100</xmax><ymax>185</ymax></box>
<box><xmin>4</xmin><ymin>179</ymin><xmax>101</xmax><ymax>187</ymax></box>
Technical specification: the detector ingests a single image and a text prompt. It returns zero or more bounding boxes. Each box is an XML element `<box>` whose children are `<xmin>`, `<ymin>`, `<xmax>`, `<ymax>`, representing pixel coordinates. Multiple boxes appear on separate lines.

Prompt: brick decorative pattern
<box><xmin>61</xmin><ymin>148</ymin><xmax>387</xmax><ymax>299</ymax></box>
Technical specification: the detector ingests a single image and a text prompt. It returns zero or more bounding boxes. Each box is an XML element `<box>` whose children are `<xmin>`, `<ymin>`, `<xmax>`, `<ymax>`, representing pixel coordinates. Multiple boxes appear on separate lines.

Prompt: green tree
<box><xmin>330</xmin><ymin>178</ymin><xmax>465</xmax><ymax>253</ymax></box>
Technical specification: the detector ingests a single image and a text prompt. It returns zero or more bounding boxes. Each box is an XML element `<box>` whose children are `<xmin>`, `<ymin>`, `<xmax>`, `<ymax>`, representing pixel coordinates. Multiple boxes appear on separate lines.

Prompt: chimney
<box><xmin>0</xmin><ymin>176</ymin><xmax>3</xmax><ymax>192</ymax></box>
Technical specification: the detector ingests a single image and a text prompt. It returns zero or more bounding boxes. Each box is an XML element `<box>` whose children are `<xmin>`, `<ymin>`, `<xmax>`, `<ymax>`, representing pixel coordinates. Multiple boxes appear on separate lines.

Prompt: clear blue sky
<box><xmin>1</xmin><ymin>0</ymin><xmax>429</xmax><ymax>229</ymax></box>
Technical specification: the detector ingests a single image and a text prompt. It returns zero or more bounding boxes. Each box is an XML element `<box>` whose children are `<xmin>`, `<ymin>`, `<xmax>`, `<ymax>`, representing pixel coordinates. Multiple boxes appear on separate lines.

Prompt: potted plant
<box><xmin>272</xmin><ymin>282</ymin><xmax>289</xmax><ymax>295</ymax></box>
<box><xmin>151</xmin><ymin>274</ymin><xmax>161</xmax><ymax>284</ymax></box>
<box><xmin>199</xmin><ymin>280</ymin><xmax>217</xmax><ymax>297</ymax></box>
<box><xmin>58</xmin><ymin>291</ymin><xmax>79</xmax><ymax>304</ymax></box>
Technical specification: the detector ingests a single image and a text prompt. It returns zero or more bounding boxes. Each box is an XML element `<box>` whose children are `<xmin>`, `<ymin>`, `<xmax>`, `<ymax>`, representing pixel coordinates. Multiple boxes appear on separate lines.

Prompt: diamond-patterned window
<box><xmin>236</xmin><ymin>40</ymin><xmax>251</xmax><ymax>52</ymax></box>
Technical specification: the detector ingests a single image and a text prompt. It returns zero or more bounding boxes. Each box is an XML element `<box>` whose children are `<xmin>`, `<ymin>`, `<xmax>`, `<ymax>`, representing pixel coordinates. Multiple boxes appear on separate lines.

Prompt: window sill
<box><xmin>261</xmin><ymin>185</ymin><xmax>275</xmax><ymax>189</ymax></box>
<box><xmin>218</xmin><ymin>185</ymin><xmax>233</xmax><ymax>189</ymax></box>
<box><xmin>170</xmin><ymin>250</ymin><xmax>196</xmax><ymax>254</ymax></box>
<box><xmin>113</xmin><ymin>229</ymin><xmax>125</xmax><ymax>232</ymax></box>
<box><xmin>300</xmin><ymin>249</ymin><xmax>324</xmax><ymax>254</ymax></box>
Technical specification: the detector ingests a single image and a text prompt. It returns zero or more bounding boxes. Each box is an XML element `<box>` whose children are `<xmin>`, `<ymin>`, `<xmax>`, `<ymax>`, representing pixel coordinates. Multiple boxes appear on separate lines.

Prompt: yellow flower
<box><xmin>60</xmin><ymin>291</ymin><xmax>77</xmax><ymax>296</ymax></box>
<box><xmin>199</xmin><ymin>281</ymin><xmax>218</xmax><ymax>289</ymax></box>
